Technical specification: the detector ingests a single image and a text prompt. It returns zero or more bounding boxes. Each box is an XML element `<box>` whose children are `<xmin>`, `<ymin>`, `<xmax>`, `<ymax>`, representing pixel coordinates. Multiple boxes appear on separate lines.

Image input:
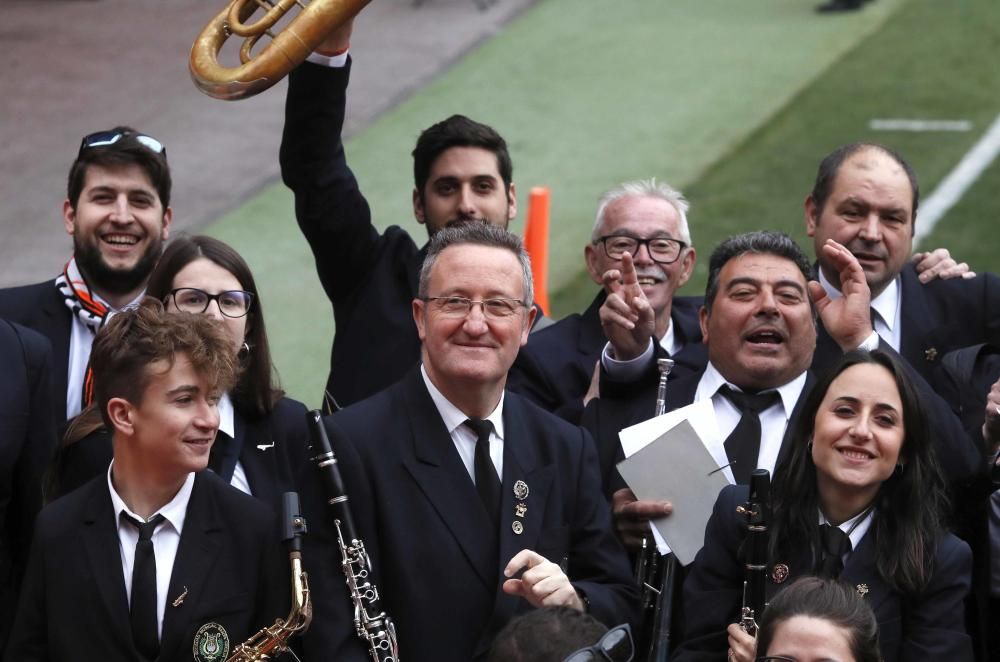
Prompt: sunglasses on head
<box><xmin>78</xmin><ymin>130</ymin><xmax>166</xmax><ymax>159</ymax></box>
<box><xmin>563</xmin><ymin>624</ymin><xmax>634</xmax><ymax>662</ymax></box>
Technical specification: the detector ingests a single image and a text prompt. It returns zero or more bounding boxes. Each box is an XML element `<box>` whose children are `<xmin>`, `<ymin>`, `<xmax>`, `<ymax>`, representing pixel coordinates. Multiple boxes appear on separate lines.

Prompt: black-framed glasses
<box><xmin>594</xmin><ymin>234</ymin><xmax>688</xmax><ymax>265</ymax></box>
<box><xmin>757</xmin><ymin>657</ymin><xmax>798</xmax><ymax>661</ymax></box>
<box><xmin>79</xmin><ymin>130</ymin><xmax>166</xmax><ymax>159</ymax></box>
<box><xmin>423</xmin><ymin>296</ymin><xmax>527</xmax><ymax>319</ymax></box>
<box><xmin>169</xmin><ymin>288</ymin><xmax>254</xmax><ymax>318</ymax></box>
<box><xmin>563</xmin><ymin>624</ymin><xmax>634</xmax><ymax>662</ymax></box>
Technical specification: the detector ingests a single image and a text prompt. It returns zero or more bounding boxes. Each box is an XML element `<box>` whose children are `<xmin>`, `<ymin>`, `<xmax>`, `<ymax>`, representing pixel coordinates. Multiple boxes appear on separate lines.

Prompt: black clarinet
<box><xmin>307</xmin><ymin>410</ymin><xmax>400</xmax><ymax>662</ymax></box>
<box><xmin>736</xmin><ymin>469</ymin><xmax>771</xmax><ymax>636</ymax></box>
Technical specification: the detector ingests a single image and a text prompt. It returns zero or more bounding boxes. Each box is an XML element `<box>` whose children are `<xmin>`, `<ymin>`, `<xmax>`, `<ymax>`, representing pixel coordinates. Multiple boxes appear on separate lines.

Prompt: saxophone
<box><xmin>307</xmin><ymin>411</ymin><xmax>400</xmax><ymax>662</ymax></box>
<box><xmin>227</xmin><ymin>492</ymin><xmax>313</xmax><ymax>661</ymax></box>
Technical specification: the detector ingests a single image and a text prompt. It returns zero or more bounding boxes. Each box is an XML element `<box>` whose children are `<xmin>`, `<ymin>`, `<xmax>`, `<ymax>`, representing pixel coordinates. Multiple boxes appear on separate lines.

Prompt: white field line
<box><xmin>870</xmin><ymin>118</ymin><xmax>972</xmax><ymax>132</ymax></box>
<box><xmin>915</xmin><ymin>113</ymin><xmax>1000</xmax><ymax>245</ymax></box>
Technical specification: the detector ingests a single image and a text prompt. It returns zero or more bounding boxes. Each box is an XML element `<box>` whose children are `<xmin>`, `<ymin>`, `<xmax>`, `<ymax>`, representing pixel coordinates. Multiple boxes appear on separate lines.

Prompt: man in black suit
<box><xmin>805</xmin><ymin>142</ymin><xmax>1000</xmax><ymax>385</ymax></box>
<box><xmin>508</xmin><ymin>179</ymin><xmax>705</xmax><ymax>424</ymax></box>
<box><xmin>281</xmin><ymin>23</ymin><xmax>525</xmax><ymax>411</ymax></box>
<box><xmin>0</xmin><ymin>320</ymin><xmax>57</xmax><ymax>648</ymax></box>
<box><xmin>322</xmin><ymin>223</ymin><xmax>636</xmax><ymax>661</ymax></box>
<box><xmin>5</xmin><ymin>304</ymin><xmax>287</xmax><ymax>661</ymax></box>
<box><xmin>0</xmin><ymin>128</ymin><xmax>172</xmax><ymax>429</ymax></box>
<box><xmin>586</xmin><ymin>232</ymin><xmax>980</xmax><ymax>547</ymax></box>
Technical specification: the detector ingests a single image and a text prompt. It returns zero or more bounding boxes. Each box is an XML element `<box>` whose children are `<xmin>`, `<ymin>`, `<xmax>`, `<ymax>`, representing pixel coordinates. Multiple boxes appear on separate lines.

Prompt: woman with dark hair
<box><xmin>755</xmin><ymin>577</ymin><xmax>881</xmax><ymax>662</ymax></box>
<box><xmin>675</xmin><ymin>350</ymin><xmax>973</xmax><ymax>662</ymax></box>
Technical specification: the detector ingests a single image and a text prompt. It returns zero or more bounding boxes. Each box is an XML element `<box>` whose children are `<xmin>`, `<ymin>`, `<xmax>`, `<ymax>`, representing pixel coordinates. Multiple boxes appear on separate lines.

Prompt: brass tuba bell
<box><xmin>190</xmin><ymin>0</ymin><xmax>371</xmax><ymax>101</ymax></box>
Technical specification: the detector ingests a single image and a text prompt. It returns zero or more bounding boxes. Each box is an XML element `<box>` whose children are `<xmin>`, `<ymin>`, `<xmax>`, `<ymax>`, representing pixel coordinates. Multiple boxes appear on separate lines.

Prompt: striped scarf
<box><xmin>55</xmin><ymin>258</ymin><xmax>110</xmax><ymax>408</ymax></box>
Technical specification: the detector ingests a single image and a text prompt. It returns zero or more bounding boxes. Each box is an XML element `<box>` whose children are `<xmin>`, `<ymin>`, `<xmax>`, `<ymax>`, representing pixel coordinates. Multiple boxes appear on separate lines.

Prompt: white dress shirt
<box><xmin>695</xmin><ymin>362</ymin><xmax>808</xmax><ymax>476</ymax></box>
<box><xmin>108</xmin><ymin>465</ymin><xmax>195</xmax><ymax>638</ymax></box>
<box><xmin>601</xmin><ymin>318</ymin><xmax>681</xmax><ymax>382</ymax></box>
<box><xmin>421</xmin><ymin>364</ymin><xmax>505</xmax><ymax>484</ymax></box>
<box><xmin>818</xmin><ymin>507</ymin><xmax>875</xmax><ymax>566</ymax></box>
<box><xmin>818</xmin><ymin>270</ymin><xmax>902</xmax><ymax>351</ymax></box>
<box><xmin>216</xmin><ymin>393</ymin><xmax>250</xmax><ymax>495</ymax></box>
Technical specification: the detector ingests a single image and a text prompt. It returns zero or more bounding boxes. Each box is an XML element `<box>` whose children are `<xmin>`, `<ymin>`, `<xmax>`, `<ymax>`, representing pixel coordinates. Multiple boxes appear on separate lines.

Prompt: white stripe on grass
<box><xmin>915</xmin><ymin>113</ymin><xmax>1000</xmax><ymax>245</ymax></box>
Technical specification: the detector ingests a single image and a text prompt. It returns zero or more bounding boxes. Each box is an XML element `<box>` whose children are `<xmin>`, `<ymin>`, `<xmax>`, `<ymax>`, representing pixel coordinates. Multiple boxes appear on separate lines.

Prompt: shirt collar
<box><xmin>818</xmin><ymin>269</ymin><xmax>900</xmax><ymax>331</ymax></box>
<box><xmin>217</xmin><ymin>392</ymin><xmax>236</xmax><ymax>439</ymax></box>
<box><xmin>420</xmin><ymin>364</ymin><xmax>505</xmax><ymax>439</ymax></box>
<box><xmin>818</xmin><ymin>506</ymin><xmax>875</xmax><ymax>551</ymax></box>
<box><xmin>658</xmin><ymin>317</ymin><xmax>679</xmax><ymax>356</ymax></box>
<box><xmin>700</xmin><ymin>361</ymin><xmax>808</xmax><ymax>419</ymax></box>
<box><xmin>107</xmin><ymin>461</ymin><xmax>195</xmax><ymax>534</ymax></box>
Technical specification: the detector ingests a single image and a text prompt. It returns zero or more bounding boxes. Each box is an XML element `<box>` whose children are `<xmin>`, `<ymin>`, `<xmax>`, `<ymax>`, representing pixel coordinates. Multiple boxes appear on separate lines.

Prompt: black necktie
<box><xmin>123</xmin><ymin>513</ymin><xmax>166</xmax><ymax>661</ymax></box>
<box><xmin>718</xmin><ymin>386</ymin><xmax>780</xmax><ymax>484</ymax></box>
<box><xmin>465</xmin><ymin>419</ymin><xmax>501</xmax><ymax>528</ymax></box>
<box><xmin>817</xmin><ymin>523</ymin><xmax>852</xmax><ymax>578</ymax></box>
<box><xmin>208</xmin><ymin>430</ymin><xmax>241</xmax><ymax>482</ymax></box>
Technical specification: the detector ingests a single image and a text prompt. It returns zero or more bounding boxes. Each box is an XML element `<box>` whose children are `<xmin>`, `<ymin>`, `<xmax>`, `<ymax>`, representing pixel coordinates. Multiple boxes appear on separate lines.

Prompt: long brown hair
<box><xmin>146</xmin><ymin>235</ymin><xmax>284</xmax><ymax>418</ymax></box>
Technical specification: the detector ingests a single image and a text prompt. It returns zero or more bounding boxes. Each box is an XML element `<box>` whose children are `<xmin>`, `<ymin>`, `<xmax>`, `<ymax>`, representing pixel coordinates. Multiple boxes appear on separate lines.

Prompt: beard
<box><xmin>74</xmin><ymin>234</ymin><xmax>163</xmax><ymax>297</ymax></box>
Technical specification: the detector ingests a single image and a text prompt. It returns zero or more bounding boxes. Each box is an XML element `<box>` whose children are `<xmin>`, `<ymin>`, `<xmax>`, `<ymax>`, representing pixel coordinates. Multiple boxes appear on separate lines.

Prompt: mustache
<box><xmin>633</xmin><ymin>267</ymin><xmax>667</xmax><ymax>283</ymax></box>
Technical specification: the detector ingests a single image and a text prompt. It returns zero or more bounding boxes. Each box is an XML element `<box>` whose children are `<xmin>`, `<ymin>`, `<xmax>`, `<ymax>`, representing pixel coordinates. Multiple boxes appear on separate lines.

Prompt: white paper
<box><xmin>616</xmin><ymin>412</ymin><xmax>733</xmax><ymax>565</ymax></box>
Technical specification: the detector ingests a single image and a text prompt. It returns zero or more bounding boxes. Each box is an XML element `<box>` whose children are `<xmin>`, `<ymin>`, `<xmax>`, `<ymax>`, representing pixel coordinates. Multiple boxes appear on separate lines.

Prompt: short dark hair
<box><xmin>810</xmin><ymin>143</ymin><xmax>919</xmax><ymax>221</ymax></box>
<box><xmin>67</xmin><ymin>126</ymin><xmax>172</xmax><ymax>209</ymax></box>
<box><xmin>487</xmin><ymin>607</ymin><xmax>608</xmax><ymax>662</ymax></box>
<box><xmin>418</xmin><ymin>222</ymin><xmax>533</xmax><ymax>305</ymax></box>
<box><xmin>769</xmin><ymin>350</ymin><xmax>949</xmax><ymax>595</ymax></box>
<box><xmin>412</xmin><ymin>115</ymin><xmax>512</xmax><ymax>199</ymax></box>
<box><xmin>703</xmin><ymin>231</ymin><xmax>812</xmax><ymax>314</ymax></box>
<box><xmin>756</xmin><ymin>577</ymin><xmax>881</xmax><ymax>662</ymax></box>
<box><xmin>90</xmin><ymin>300</ymin><xmax>237</xmax><ymax>429</ymax></box>
<box><xmin>145</xmin><ymin>235</ymin><xmax>284</xmax><ymax>419</ymax></box>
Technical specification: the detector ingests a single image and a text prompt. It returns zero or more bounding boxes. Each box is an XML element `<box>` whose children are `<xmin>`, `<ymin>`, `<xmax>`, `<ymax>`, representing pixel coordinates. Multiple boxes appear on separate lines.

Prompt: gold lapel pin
<box><xmin>172</xmin><ymin>585</ymin><xmax>189</xmax><ymax>607</ymax></box>
<box><xmin>515</xmin><ymin>503</ymin><xmax>527</xmax><ymax>518</ymax></box>
<box><xmin>924</xmin><ymin>348</ymin><xmax>938</xmax><ymax>362</ymax></box>
<box><xmin>771</xmin><ymin>563</ymin><xmax>789</xmax><ymax>584</ymax></box>
<box><xmin>856</xmin><ymin>583</ymin><xmax>869</xmax><ymax>597</ymax></box>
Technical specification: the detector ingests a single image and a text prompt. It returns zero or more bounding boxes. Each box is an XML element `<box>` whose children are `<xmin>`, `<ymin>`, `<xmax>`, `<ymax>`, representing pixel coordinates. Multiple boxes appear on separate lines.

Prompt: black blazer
<box><xmin>4</xmin><ymin>471</ymin><xmax>288</xmax><ymax>662</ymax></box>
<box><xmin>508</xmin><ymin>292</ymin><xmax>706</xmax><ymax>424</ymax></box>
<box><xmin>0</xmin><ymin>320</ymin><xmax>57</xmax><ymax>648</ymax></box>
<box><xmin>0</xmin><ymin>281</ymin><xmax>72</xmax><ymax>429</ymax></box>
<box><xmin>675</xmin><ymin>485</ymin><xmax>974</xmax><ymax>662</ymax></box>
<box><xmin>814</xmin><ymin>265</ymin><xmax>1000</xmax><ymax>385</ymax></box>
<box><xmin>281</xmin><ymin>59</ymin><xmax>426</xmax><ymax>410</ymax></box>
<box><xmin>323</xmin><ymin>369</ymin><xmax>638</xmax><ymax>661</ymax></box>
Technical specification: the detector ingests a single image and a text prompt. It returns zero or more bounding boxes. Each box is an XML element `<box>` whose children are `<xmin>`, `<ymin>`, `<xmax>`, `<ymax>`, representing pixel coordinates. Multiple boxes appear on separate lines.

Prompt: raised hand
<box><xmin>599</xmin><ymin>252</ymin><xmax>656</xmax><ymax>361</ymax></box>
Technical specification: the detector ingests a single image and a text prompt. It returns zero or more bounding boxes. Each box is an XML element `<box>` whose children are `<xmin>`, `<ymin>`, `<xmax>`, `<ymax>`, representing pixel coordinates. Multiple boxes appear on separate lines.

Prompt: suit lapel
<box><xmin>840</xmin><ymin>531</ymin><xmax>892</xmax><ymax>613</ymax></box>
<box><xmin>897</xmin><ymin>268</ymin><xmax>936</xmax><ymax>376</ymax></box>
<box><xmin>577</xmin><ymin>292</ymin><xmax>607</xmax><ymax>357</ymax></box>
<box><xmin>236</xmin><ymin>413</ymin><xmax>277</xmax><ymax>503</ymax></box>
<box><xmin>399</xmin><ymin>371</ymin><xmax>498</xmax><ymax>591</ymax></box>
<box><xmin>158</xmin><ymin>474</ymin><xmax>225</xmax><ymax>659</ymax></box>
<box><xmin>80</xmin><ymin>480</ymin><xmax>133</xmax><ymax>648</ymax></box>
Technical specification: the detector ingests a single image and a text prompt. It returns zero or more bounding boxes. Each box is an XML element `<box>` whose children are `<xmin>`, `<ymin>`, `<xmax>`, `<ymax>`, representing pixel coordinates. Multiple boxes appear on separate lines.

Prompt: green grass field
<box><xmin>205</xmin><ymin>0</ymin><xmax>1000</xmax><ymax>407</ymax></box>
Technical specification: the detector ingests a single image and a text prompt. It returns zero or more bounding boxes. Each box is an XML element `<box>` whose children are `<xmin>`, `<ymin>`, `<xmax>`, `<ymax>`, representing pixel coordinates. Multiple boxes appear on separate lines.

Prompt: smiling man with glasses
<box><xmin>0</xmin><ymin>126</ymin><xmax>172</xmax><ymax>428</ymax></box>
<box><xmin>508</xmin><ymin>178</ymin><xmax>707</xmax><ymax>430</ymax></box>
<box><xmin>319</xmin><ymin>222</ymin><xmax>636</xmax><ymax>661</ymax></box>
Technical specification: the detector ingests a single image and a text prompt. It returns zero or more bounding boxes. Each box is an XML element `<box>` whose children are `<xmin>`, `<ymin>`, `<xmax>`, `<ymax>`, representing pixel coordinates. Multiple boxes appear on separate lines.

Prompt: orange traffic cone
<box><xmin>524</xmin><ymin>186</ymin><xmax>550</xmax><ymax>315</ymax></box>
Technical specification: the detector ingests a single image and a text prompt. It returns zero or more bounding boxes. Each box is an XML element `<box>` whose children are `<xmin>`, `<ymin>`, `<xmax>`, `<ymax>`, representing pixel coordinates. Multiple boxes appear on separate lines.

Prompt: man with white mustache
<box><xmin>508</xmin><ymin>179</ymin><xmax>707</xmax><ymax>425</ymax></box>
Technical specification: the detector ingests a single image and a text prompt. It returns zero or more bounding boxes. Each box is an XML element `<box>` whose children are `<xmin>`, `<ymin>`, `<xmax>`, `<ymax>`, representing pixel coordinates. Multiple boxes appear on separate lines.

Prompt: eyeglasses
<box><xmin>169</xmin><ymin>288</ymin><xmax>254</xmax><ymax>318</ymax></box>
<box><xmin>423</xmin><ymin>296</ymin><xmax>527</xmax><ymax>319</ymax></box>
<box><xmin>563</xmin><ymin>624</ymin><xmax>634</xmax><ymax>662</ymax></box>
<box><xmin>757</xmin><ymin>657</ymin><xmax>798</xmax><ymax>661</ymax></box>
<box><xmin>594</xmin><ymin>234</ymin><xmax>688</xmax><ymax>265</ymax></box>
<box><xmin>79</xmin><ymin>130</ymin><xmax>167</xmax><ymax>159</ymax></box>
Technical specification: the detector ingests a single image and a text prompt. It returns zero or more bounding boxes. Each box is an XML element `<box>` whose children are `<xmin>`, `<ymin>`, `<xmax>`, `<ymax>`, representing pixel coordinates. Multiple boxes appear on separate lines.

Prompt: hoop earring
<box><xmin>239</xmin><ymin>341</ymin><xmax>250</xmax><ymax>357</ymax></box>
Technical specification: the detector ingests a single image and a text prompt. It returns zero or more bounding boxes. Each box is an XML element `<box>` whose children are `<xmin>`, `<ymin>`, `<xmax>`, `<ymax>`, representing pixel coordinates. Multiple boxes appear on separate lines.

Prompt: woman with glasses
<box><xmin>674</xmin><ymin>350</ymin><xmax>973</xmax><ymax>662</ymax></box>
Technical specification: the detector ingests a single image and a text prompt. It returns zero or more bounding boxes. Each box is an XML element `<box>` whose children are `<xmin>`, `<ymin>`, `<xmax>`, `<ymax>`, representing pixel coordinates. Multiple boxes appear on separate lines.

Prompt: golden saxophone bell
<box><xmin>189</xmin><ymin>0</ymin><xmax>372</xmax><ymax>101</ymax></box>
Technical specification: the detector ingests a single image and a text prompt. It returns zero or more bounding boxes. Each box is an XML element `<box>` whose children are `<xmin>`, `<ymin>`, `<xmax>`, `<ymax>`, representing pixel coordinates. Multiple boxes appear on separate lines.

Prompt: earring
<box><xmin>806</xmin><ymin>439</ymin><xmax>813</xmax><ymax>453</ymax></box>
<box><xmin>239</xmin><ymin>341</ymin><xmax>250</xmax><ymax>357</ymax></box>
<box><xmin>895</xmin><ymin>462</ymin><xmax>904</xmax><ymax>475</ymax></box>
